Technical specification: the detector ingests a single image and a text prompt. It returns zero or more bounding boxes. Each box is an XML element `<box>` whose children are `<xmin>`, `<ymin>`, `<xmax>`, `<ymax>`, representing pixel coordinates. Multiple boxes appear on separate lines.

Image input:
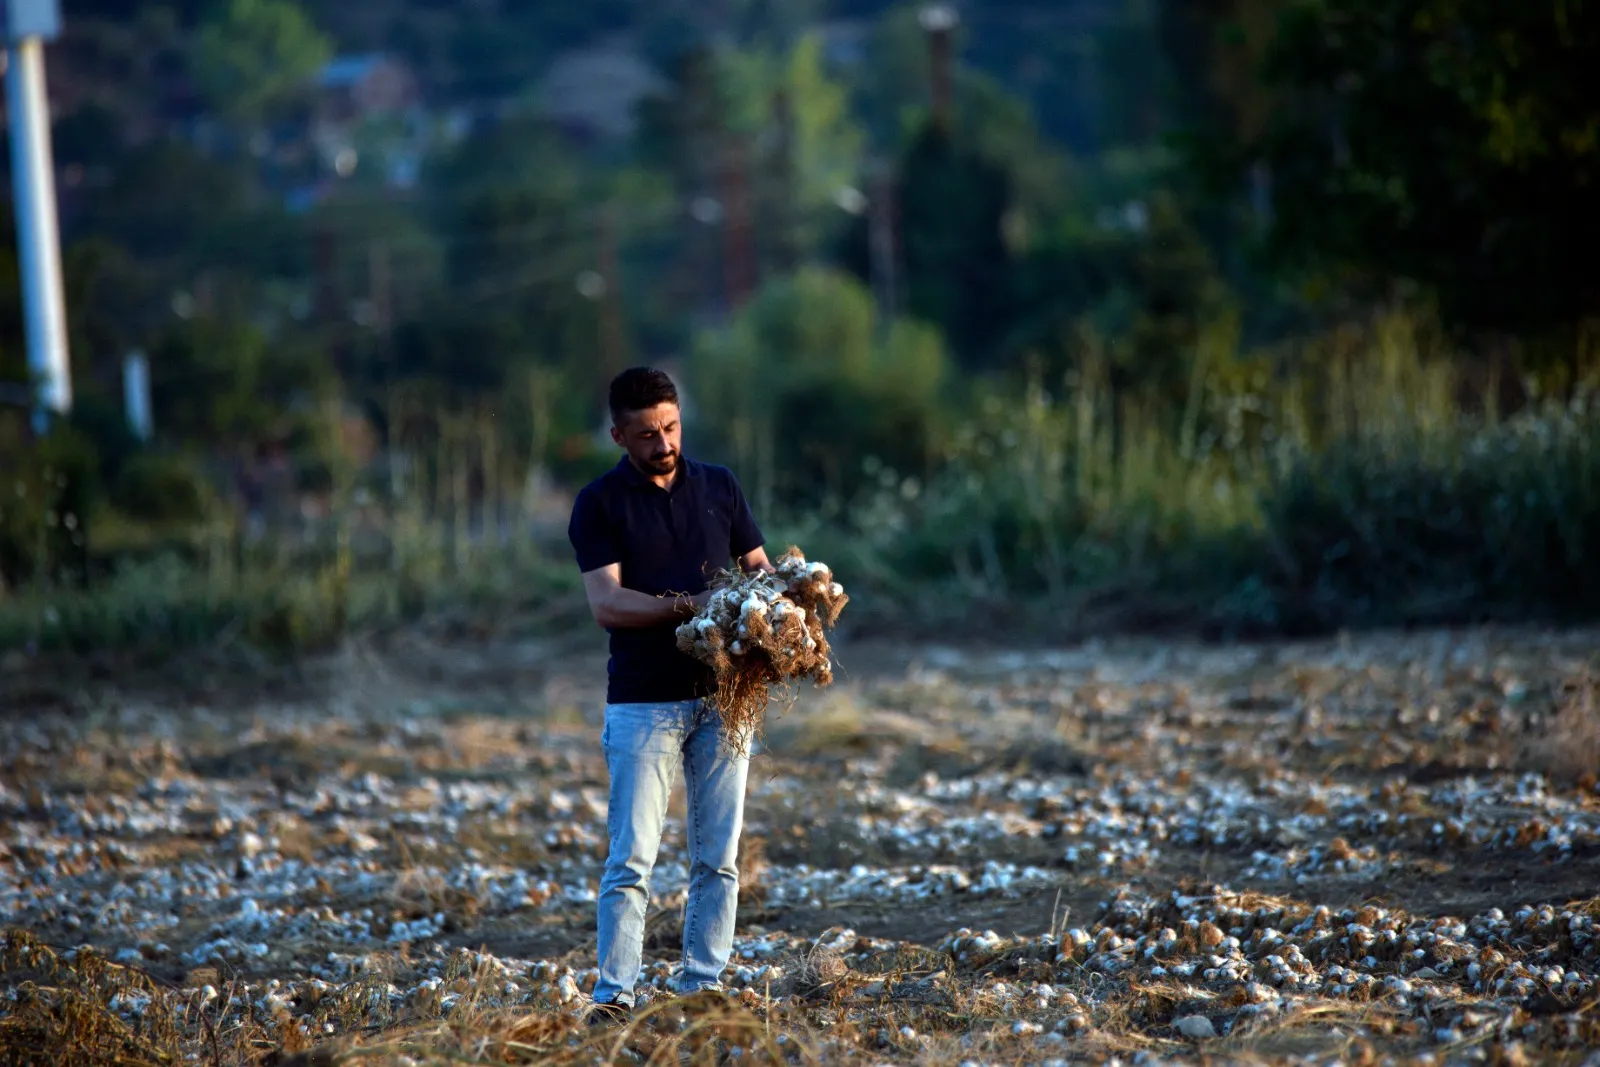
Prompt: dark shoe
<box><xmin>586</xmin><ymin>999</ymin><xmax>632</xmax><ymax>1029</ymax></box>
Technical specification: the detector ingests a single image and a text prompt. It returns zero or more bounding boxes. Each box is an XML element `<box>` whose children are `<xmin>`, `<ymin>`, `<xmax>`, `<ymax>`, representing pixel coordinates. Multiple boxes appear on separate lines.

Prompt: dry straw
<box><xmin>676</xmin><ymin>547</ymin><xmax>848</xmax><ymax>751</ymax></box>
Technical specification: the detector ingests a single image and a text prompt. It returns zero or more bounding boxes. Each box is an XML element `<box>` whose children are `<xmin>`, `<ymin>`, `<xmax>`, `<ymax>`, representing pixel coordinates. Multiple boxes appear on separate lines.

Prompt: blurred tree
<box><xmin>854</xmin><ymin>3</ymin><xmax>1084</xmax><ymax>183</ymax></box>
<box><xmin>631</xmin><ymin>46</ymin><xmax>735</xmax><ymax>334</ymax></box>
<box><xmin>897</xmin><ymin>125</ymin><xmax>1017</xmax><ymax>366</ymax></box>
<box><xmin>852</xmin><ymin>3</ymin><xmax>930</xmax><ymax>146</ymax></box>
<box><xmin>51</xmin><ymin>103</ymin><xmax>124</xmax><ymax>174</ymax></box>
<box><xmin>51</xmin><ymin>5</ymin><xmax>194</xmax><ymax>150</ymax></box>
<box><xmin>406</xmin><ymin>115</ymin><xmax>603</xmax><ymax>398</ymax></box>
<box><xmin>689</xmin><ymin>268</ymin><xmax>951</xmax><ymax>507</ymax></box>
<box><xmin>730</xmin><ymin>0</ymin><xmax>827</xmax><ymax>46</ymax></box>
<box><xmin>1157</xmin><ymin>0</ymin><xmax>1280</xmax><ymax>152</ymax></box>
<box><xmin>718</xmin><ymin>33</ymin><xmax>866</xmax><ymax>261</ymax></box>
<box><xmin>0</xmin><ymin>425</ymin><xmax>100</xmax><ymax>590</ymax></box>
<box><xmin>1093</xmin><ymin>0</ymin><xmax>1175</xmax><ymax>152</ymax></box>
<box><xmin>61</xmin><ymin>239</ymin><xmax>162</xmax><ymax>387</ymax></box>
<box><xmin>68</xmin><ymin>140</ymin><xmax>253</xmax><ymax>283</ymax></box>
<box><xmin>147</xmin><ymin>315</ymin><xmax>310</xmax><ymax>448</ymax></box>
<box><xmin>839</xmin><ymin>6</ymin><xmax>1078</xmax><ymax>369</ymax></box>
<box><xmin>1005</xmin><ymin>185</ymin><xmax>1226</xmax><ymax>407</ymax></box>
<box><xmin>607</xmin><ymin>166</ymin><xmax>695</xmax><ymax>357</ymax></box>
<box><xmin>1175</xmin><ymin>0</ymin><xmax>1600</xmax><ymax>345</ymax></box>
<box><xmin>441</xmin><ymin>11</ymin><xmax>555</xmax><ymax>101</ymax></box>
<box><xmin>193</xmin><ymin>0</ymin><xmax>333</xmax><ymax>124</ymax></box>
<box><xmin>837</xmin><ymin>121</ymin><xmax>1020</xmax><ymax>369</ymax></box>
<box><xmin>955</xmin><ymin>71</ymin><xmax>1075</xmax><ymax>226</ymax></box>
<box><xmin>1099</xmin><ymin>190</ymin><xmax>1226</xmax><ymax>401</ymax></box>
<box><xmin>296</xmin><ymin>195</ymin><xmax>445</xmax><ymax>388</ymax></box>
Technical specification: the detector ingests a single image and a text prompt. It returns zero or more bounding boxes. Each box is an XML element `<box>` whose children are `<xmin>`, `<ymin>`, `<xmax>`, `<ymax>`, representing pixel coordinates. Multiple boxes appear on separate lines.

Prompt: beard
<box><xmin>640</xmin><ymin>450</ymin><xmax>678</xmax><ymax>474</ymax></box>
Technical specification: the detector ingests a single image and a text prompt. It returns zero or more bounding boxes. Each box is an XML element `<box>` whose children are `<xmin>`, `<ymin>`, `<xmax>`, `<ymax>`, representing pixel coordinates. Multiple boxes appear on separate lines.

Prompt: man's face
<box><xmin>612</xmin><ymin>402</ymin><xmax>683</xmax><ymax>477</ymax></box>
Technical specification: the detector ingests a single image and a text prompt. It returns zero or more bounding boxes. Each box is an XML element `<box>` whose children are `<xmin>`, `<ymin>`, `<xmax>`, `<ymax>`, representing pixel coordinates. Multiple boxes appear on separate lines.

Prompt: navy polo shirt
<box><xmin>567</xmin><ymin>455</ymin><xmax>765</xmax><ymax>704</ymax></box>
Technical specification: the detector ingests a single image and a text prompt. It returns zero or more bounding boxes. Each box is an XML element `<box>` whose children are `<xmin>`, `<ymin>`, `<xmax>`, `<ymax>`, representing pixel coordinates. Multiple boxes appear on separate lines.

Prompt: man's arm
<box><xmin>727</xmin><ymin>469</ymin><xmax>774</xmax><ymax>576</ymax></box>
<box><xmin>581</xmin><ymin>564</ymin><xmax>712</xmax><ymax>629</ymax></box>
<box><xmin>739</xmin><ymin>546</ymin><xmax>775</xmax><ymax>574</ymax></box>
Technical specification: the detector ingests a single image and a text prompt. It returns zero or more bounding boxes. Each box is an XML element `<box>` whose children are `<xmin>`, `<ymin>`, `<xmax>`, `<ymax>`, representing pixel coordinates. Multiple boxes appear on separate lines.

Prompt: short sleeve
<box><xmin>568</xmin><ymin>485</ymin><xmax>621</xmax><ymax>573</ymax></box>
<box><xmin>727</xmin><ymin>470</ymin><xmax>765</xmax><ymax>559</ymax></box>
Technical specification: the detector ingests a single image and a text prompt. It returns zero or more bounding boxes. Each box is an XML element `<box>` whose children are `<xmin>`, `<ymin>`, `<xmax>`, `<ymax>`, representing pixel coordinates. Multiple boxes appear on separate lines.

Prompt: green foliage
<box><xmin>148</xmin><ymin>316</ymin><xmax>281</xmax><ymax>447</ymax></box>
<box><xmin>1156</xmin><ymin>0</ymin><xmax>1281</xmax><ymax>147</ymax></box>
<box><xmin>406</xmin><ymin>117</ymin><xmax>604</xmax><ymax>394</ymax></box>
<box><xmin>111</xmin><ymin>454</ymin><xmax>215</xmax><ymax>526</ymax></box>
<box><xmin>1091</xmin><ymin>0</ymin><xmax>1175</xmax><ymax>152</ymax></box>
<box><xmin>193</xmin><ymin>0</ymin><xmax>333</xmax><ymax>123</ymax></box>
<box><xmin>62</xmin><ymin>240</ymin><xmax>163</xmax><ymax>373</ymax></box>
<box><xmin>852</xmin><ymin>7</ymin><xmax>1074</xmax><ymax>206</ymax></box>
<box><xmin>852</xmin><ymin>4</ymin><xmax>932</xmax><ymax>146</ymax></box>
<box><xmin>0</xmin><ymin>426</ymin><xmax>100</xmax><ymax>591</ymax></box>
<box><xmin>1096</xmin><ymin>192</ymin><xmax>1228</xmax><ymax>402</ymax></box>
<box><xmin>1183</xmin><ymin>0</ymin><xmax>1600</xmax><ymax>340</ymax></box>
<box><xmin>842</xmin><ymin>358</ymin><xmax>1252</xmax><ymax>603</ymax></box>
<box><xmin>720</xmin><ymin>34</ymin><xmax>865</xmax><ymax>223</ymax></box>
<box><xmin>837</xmin><ymin>124</ymin><xmax>1019</xmax><ymax>366</ymax></box>
<box><xmin>1260</xmin><ymin>402</ymin><xmax>1600</xmax><ymax>629</ymax></box>
<box><xmin>774</xmin><ymin>311</ymin><xmax>1600</xmax><ymax>636</ymax></box>
<box><xmin>688</xmin><ymin>268</ymin><xmax>951</xmax><ymax>508</ymax></box>
<box><xmin>60</xmin><ymin>389</ymin><xmax>144</xmax><ymax>504</ymax></box>
<box><xmin>0</xmin><ymin>535</ymin><xmax>583</xmax><ymax>657</ymax></box>
<box><xmin>1009</xmin><ymin>187</ymin><xmax>1227</xmax><ymax>400</ymax></box>
<box><xmin>64</xmin><ymin>141</ymin><xmax>269</xmax><ymax>341</ymax></box>
<box><xmin>953</xmin><ymin>71</ymin><xmax>1074</xmax><ymax>221</ymax></box>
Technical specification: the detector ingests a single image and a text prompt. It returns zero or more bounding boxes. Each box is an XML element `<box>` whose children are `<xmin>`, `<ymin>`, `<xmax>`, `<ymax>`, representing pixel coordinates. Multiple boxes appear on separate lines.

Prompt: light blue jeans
<box><xmin>593</xmin><ymin>699</ymin><xmax>750</xmax><ymax>1007</ymax></box>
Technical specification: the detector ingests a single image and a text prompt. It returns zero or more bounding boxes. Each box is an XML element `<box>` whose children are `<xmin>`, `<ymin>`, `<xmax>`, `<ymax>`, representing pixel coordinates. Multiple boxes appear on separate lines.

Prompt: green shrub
<box><xmin>0</xmin><ymin>425</ymin><xmax>100</xmax><ymax>589</ymax></box>
<box><xmin>0</xmin><ymin>527</ymin><xmax>585</xmax><ymax>656</ymax></box>
<box><xmin>770</xmin><ymin>322</ymin><xmax>1600</xmax><ymax>638</ymax></box>
<box><xmin>111</xmin><ymin>453</ymin><xmax>215</xmax><ymax>525</ymax></box>
<box><xmin>1260</xmin><ymin>405</ymin><xmax>1600</xmax><ymax>627</ymax></box>
<box><xmin>688</xmin><ymin>269</ymin><xmax>952</xmax><ymax>508</ymax></box>
<box><xmin>66</xmin><ymin>390</ymin><xmax>141</xmax><ymax>484</ymax></box>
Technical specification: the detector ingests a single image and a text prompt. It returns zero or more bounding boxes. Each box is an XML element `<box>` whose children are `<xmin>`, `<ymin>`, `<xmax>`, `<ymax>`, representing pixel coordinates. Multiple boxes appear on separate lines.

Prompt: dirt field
<box><xmin>3</xmin><ymin>624</ymin><xmax>1600</xmax><ymax>1065</ymax></box>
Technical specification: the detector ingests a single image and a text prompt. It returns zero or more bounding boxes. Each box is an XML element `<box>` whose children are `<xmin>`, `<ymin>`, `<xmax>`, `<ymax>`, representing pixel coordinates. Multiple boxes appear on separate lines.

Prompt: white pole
<box><xmin>4</xmin><ymin>34</ymin><xmax>71</xmax><ymax>432</ymax></box>
<box><xmin>123</xmin><ymin>348</ymin><xmax>152</xmax><ymax>442</ymax></box>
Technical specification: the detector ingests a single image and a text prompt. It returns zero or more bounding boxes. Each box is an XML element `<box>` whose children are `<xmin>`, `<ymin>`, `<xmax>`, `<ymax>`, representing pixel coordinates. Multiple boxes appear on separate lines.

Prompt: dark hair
<box><xmin>608</xmin><ymin>366</ymin><xmax>679</xmax><ymax>422</ymax></box>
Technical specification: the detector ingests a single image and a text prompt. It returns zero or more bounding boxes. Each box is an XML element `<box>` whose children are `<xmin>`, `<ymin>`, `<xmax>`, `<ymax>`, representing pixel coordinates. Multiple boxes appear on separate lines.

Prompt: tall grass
<box><xmin>801</xmin><ymin>311</ymin><xmax>1600</xmax><ymax>634</ymax></box>
<box><xmin>0</xmin><ymin>402</ymin><xmax>585</xmax><ymax>658</ymax></box>
<box><xmin>0</xmin><ymin>531</ymin><xmax>583</xmax><ymax>658</ymax></box>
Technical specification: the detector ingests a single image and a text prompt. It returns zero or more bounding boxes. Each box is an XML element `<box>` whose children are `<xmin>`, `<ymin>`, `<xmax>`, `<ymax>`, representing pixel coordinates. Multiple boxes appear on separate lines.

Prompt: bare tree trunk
<box><xmin>452</xmin><ymin>429</ymin><xmax>470</xmax><ymax>575</ymax></box>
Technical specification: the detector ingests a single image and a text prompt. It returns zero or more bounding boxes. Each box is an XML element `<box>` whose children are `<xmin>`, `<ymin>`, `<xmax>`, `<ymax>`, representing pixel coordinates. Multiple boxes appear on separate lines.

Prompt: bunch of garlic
<box><xmin>675</xmin><ymin>547</ymin><xmax>848</xmax><ymax>735</ymax></box>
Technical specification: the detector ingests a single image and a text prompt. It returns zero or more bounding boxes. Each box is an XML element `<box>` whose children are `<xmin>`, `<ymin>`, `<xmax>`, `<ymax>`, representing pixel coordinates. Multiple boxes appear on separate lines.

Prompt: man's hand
<box><xmin>738</xmin><ymin>546</ymin><xmax>775</xmax><ymax>575</ymax></box>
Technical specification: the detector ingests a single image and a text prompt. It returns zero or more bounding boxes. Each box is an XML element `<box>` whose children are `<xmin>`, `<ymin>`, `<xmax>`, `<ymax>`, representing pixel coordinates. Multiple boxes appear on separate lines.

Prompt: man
<box><xmin>567</xmin><ymin>366</ymin><xmax>773</xmax><ymax>1023</ymax></box>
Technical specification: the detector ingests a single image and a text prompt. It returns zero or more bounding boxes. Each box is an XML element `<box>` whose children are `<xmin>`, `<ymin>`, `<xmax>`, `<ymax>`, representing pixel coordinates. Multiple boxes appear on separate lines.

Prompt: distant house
<box><xmin>534</xmin><ymin>44</ymin><xmax>669</xmax><ymax>141</ymax></box>
<box><xmin>315</xmin><ymin>54</ymin><xmax>420</xmax><ymax>124</ymax></box>
<box><xmin>306</xmin><ymin>54</ymin><xmax>427</xmax><ymax>190</ymax></box>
